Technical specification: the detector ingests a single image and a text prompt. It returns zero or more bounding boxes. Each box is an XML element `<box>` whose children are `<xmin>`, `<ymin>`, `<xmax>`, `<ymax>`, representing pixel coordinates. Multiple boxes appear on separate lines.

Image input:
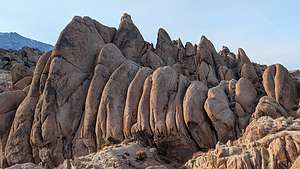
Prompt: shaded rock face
<box><xmin>0</xmin><ymin>13</ymin><xmax>299</xmax><ymax>169</ymax></box>
<box><xmin>154</xmin><ymin>28</ymin><xmax>179</xmax><ymax>66</ymax></box>
<box><xmin>113</xmin><ymin>13</ymin><xmax>146</xmax><ymax>63</ymax></box>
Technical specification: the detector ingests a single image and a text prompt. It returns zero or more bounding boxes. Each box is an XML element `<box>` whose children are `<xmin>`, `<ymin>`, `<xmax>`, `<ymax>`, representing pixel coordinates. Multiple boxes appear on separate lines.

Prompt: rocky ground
<box><xmin>0</xmin><ymin>13</ymin><xmax>300</xmax><ymax>169</ymax></box>
<box><xmin>0</xmin><ymin>70</ymin><xmax>11</xmax><ymax>92</ymax></box>
<box><xmin>0</xmin><ymin>47</ymin><xmax>43</xmax><ymax>93</ymax></box>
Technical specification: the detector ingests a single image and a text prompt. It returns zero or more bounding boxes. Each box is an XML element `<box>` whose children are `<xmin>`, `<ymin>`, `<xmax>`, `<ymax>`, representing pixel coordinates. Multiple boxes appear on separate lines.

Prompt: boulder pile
<box><xmin>0</xmin><ymin>47</ymin><xmax>43</xmax><ymax>93</ymax></box>
<box><xmin>0</xmin><ymin>13</ymin><xmax>299</xmax><ymax>169</ymax></box>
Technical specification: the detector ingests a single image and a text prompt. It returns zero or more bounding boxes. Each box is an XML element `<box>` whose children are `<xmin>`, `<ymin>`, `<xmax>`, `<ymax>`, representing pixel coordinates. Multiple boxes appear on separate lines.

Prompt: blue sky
<box><xmin>0</xmin><ymin>0</ymin><xmax>299</xmax><ymax>69</ymax></box>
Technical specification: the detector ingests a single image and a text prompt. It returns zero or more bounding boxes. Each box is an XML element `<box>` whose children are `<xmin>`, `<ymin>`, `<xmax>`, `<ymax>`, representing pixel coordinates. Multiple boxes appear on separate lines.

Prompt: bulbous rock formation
<box><xmin>0</xmin><ymin>13</ymin><xmax>299</xmax><ymax>169</ymax></box>
<box><xmin>263</xmin><ymin>64</ymin><xmax>297</xmax><ymax>110</ymax></box>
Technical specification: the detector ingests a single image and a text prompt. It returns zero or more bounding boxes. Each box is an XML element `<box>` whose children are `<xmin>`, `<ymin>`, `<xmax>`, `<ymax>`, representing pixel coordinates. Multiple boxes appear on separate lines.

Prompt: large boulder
<box><xmin>75</xmin><ymin>44</ymin><xmax>126</xmax><ymax>156</ymax></box>
<box><xmin>131</xmin><ymin>75</ymin><xmax>154</xmax><ymax>141</ymax></box>
<box><xmin>263</xmin><ymin>64</ymin><xmax>297</xmax><ymax>110</ymax></box>
<box><xmin>5</xmin><ymin>51</ymin><xmax>50</xmax><ymax>166</ymax></box>
<box><xmin>13</xmin><ymin>76</ymin><xmax>32</xmax><ymax>90</ymax></box>
<box><xmin>29</xmin><ymin>16</ymin><xmax>105</xmax><ymax>168</ymax></box>
<box><xmin>10</xmin><ymin>63</ymin><xmax>32</xmax><ymax>84</ymax></box>
<box><xmin>96</xmin><ymin>60</ymin><xmax>139</xmax><ymax>147</ymax></box>
<box><xmin>0</xmin><ymin>90</ymin><xmax>26</xmax><ymax>168</ymax></box>
<box><xmin>204</xmin><ymin>81</ymin><xmax>236</xmax><ymax>142</ymax></box>
<box><xmin>150</xmin><ymin>66</ymin><xmax>178</xmax><ymax>137</ymax></box>
<box><xmin>123</xmin><ymin>67</ymin><xmax>153</xmax><ymax>139</ymax></box>
<box><xmin>183</xmin><ymin>81</ymin><xmax>217</xmax><ymax>148</ymax></box>
<box><xmin>252</xmin><ymin>96</ymin><xmax>288</xmax><ymax>119</ymax></box>
<box><xmin>235</xmin><ymin>77</ymin><xmax>257</xmax><ymax>114</ymax></box>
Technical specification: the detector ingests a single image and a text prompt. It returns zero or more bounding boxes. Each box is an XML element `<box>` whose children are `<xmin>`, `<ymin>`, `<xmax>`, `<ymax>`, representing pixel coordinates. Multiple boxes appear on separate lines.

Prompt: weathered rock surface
<box><xmin>154</xmin><ymin>28</ymin><xmax>178</xmax><ymax>66</ymax></box>
<box><xmin>8</xmin><ymin>142</ymin><xmax>181</xmax><ymax>169</ymax></box>
<box><xmin>263</xmin><ymin>64</ymin><xmax>297</xmax><ymax>110</ymax></box>
<box><xmin>123</xmin><ymin>67</ymin><xmax>153</xmax><ymax>139</ymax></box>
<box><xmin>113</xmin><ymin>13</ymin><xmax>146</xmax><ymax>63</ymax></box>
<box><xmin>235</xmin><ymin>77</ymin><xmax>257</xmax><ymax>114</ymax></box>
<box><xmin>7</xmin><ymin>163</ymin><xmax>45</xmax><ymax>169</ymax></box>
<box><xmin>4</xmin><ymin>51</ymin><xmax>50</xmax><ymax>168</ymax></box>
<box><xmin>60</xmin><ymin>142</ymin><xmax>180</xmax><ymax>169</ymax></box>
<box><xmin>183</xmin><ymin>81</ymin><xmax>216</xmax><ymax>149</ymax></box>
<box><xmin>74</xmin><ymin>43</ymin><xmax>126</xmax><ymax>156</ymax></box>
<box><xmin>0</xmin><ymin>13</ymin><xmax>299</xmax><ymax>169</ymax></box>
<box><xmin>204</xmin><ymin>81</ymin><xmax>236</xmax><ymax>142</ymax></box>
<box><xmin>185</xmin><ymin>116</ymin><xmax>300</xmax><ymax>169</ymax></box>
<box><xmin>0</xmin><ymin>47</ymin><xmax>43</xmax><ymax>70</ymax></box>
<box><xmin>252</xmin><ymin>96</ymin><xmax>288</xmax><ymax>119</ymax></box>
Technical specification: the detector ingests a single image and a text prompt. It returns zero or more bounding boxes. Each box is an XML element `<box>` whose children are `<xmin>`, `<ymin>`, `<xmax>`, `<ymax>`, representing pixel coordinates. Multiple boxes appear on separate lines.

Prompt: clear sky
<box><xmin>0</xmin><ymin>0</ymin><xmax>299</xmax><ymax>69</ymax></box>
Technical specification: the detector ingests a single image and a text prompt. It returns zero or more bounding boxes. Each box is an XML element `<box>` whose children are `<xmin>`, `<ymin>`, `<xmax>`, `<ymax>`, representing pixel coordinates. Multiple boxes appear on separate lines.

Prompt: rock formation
<box><xmin>0</xmin><ymin>13</ymin><xmax>299</xmax><ymax>169</ymax></box>
<box><xmin>185</xmin><ymin>117</ymin><xmax>300</xmax><ymax>169</ymax></box>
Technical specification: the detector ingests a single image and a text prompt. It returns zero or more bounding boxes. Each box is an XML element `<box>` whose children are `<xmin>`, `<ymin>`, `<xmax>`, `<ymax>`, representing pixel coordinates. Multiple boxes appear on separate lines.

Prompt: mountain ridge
<box><xmin>0</xmin><ymin>32</ymin><xmax>53</xmax><ymax>51</ymax></box>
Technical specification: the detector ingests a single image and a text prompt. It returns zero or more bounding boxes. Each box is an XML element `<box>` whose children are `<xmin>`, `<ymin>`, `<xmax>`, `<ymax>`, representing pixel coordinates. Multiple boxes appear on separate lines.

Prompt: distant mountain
<box><xmin>0</xmin><ymin>32</ymin><xmax>53</xmax><ymax>52</ymax></box>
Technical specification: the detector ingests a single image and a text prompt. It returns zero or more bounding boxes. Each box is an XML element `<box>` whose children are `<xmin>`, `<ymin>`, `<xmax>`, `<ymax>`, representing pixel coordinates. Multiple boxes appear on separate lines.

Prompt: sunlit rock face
<box><xmin>0</xmin><ymin>13</ymin><xmax>299</xmax><ymax>169</ymax></box>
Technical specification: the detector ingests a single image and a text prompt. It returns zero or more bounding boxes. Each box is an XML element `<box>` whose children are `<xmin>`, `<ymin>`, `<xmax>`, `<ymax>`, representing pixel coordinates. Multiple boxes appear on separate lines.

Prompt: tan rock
<box><xmin>123</xmin><ymin>67</ymin><xmax>153</xmax><ymax>138</ymax></box>
<box><xmin>196</xmin><ymin>36</ymin><xmax>224</xmax><ymax>67</ymax></box>
<box><xmin>235</xmin><ymin>102</ymin><xmax>249</xmax><ymax>130</ymax></box>
<box><xmin>57</xmin><ymin>142</ymin><xmax>180</xmax><ymax>169</ymax></box>
<box><xmin>77</xmin><ymin>43</ymin><xmax>126</xmax><ymax>155</ymax></box>
<box><xmin>183</xmin><ymin>81</ymin><xmax>217</xmax><ymax>148</ymax></box>
<box><xmin>113</xmin><ymin>13</ymin><xmax>146</xmax><ymax>62</ymax></box>
<box><xmin>93</xmin><ymin>19</ymin><xmax>116</xmax><ymax>43</ymax></box>
<box><xmin>197</xmin><ymin>61</ymin><xmax>218</xmax><ymax>86</ymax></box>
<box><xmin>0</xmin><ymin>90</ymin><xmax>26</xmax><ymax>120</ymax></box>
<box><xmin>274</xmin><ymin>64</ymin><xmax>297</xmax><ymax>110</ymax></box>
<box><xmin>96</xmin><ymin>60</ymin><xmax>139</xmax><ymax>146</ymax></box>
<box><xmin>185</xmin><ymin>116</ymin><xmax>300</xmax><ymax>169</ymax></box>
<box><xmin>262</xmin><ymin>64</ymin><xmax>297</xmax><ymax>110</ymax></box>
<box><xmin>5</xmin><ymin>52</ymin><xmax>50</xmax><ymax>166</ymax></box>
<box><xmin>155</xmin><ymin>75</ymin><xmax>198</xmax><ymax>162</ymax></box>
<box><xmin>195</xmin><ymin>36</ymin><xmax>225</xmax><ymax>86</ymax></box>
<box><xmin>150</xmin><ymin>66</ymin><xmax>177</xmax><ymax>137</ymax></box>
<box><xmin>252</xmin><ymin>96</ymin><xmax>288</xmax><ymax>119</ymax></box>
<box><xmin>30</xmin><ymin>16</ymin><xmax>105</xmax><ymax>167</ymax></box>
<box><xmin>235</xmin><ymin>77</ymin><xmax>257</xmax><ymax>114</ymax></box>
<box><xmin>0</xmin><ymin>91</ymin><xmax>26</xmax><ymax>168</ymax></box>
<box><xmin>262</xmin><ymin>65</ymin><xmax>276</xmax><ymax>98</ymax></box>
<box><xmin>237</xmin><ymin>48</ymin><xmax>251</xmax><ymax>65</ymax></box>
<box><xmin>218</xmin><ymin>66</ymin><xmax>236</xmax><ymax>81</ymax></box>
<box><xmin>6</xmin><ymin>163</ymin><xmax>45</xmax><ymax>169</ymax></box>
<box><xmin>241</xmin><ymin>63</ymin><xmax>258</xmax><ymax>83</ymax></box>
<box><xmin>204</xmin><ymin>81</ymin><xmax>236</xmax><ymax>142</ymax></box>
<box><xmin>132</xmin><ymin>75</ymin><xmax>153</xmax><ymax>138</ymax></box>
<box><xmin>141</xmin><ymin>50</ymin><xmax>164</xmax><ymax>69</ymax></box>
<box><xmin>185</xmin><ymin>42</ymin><xmax>196</xmax><ymax>57</ymax></box>
<box><xmin>291</xmin><ymin>156</ymin><xmax>300</xmax><ymax>169</ymax></box>
<box><xmin>155</xmin><ymin>28</ymin><xmax>178</xmax><ymax>65</ymax></box>
<box><xmin>13</xmin><ymin>76</ymin><xmax>32</xmax><ymax>90</ymax></box>
<box><xmin>10</xmin><ymin>63</ymin><xmax>32</xmax><ymax>84</ymax></box>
